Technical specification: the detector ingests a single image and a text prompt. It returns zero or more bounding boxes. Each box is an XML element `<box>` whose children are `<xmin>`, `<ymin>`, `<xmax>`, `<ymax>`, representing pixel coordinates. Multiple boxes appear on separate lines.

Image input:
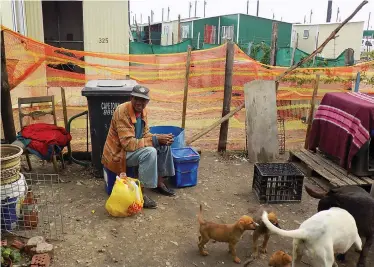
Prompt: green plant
<box><xmin>250</xmin><ymin>43</ymin><xmax>271</xmax><ymax>65</ymax></box>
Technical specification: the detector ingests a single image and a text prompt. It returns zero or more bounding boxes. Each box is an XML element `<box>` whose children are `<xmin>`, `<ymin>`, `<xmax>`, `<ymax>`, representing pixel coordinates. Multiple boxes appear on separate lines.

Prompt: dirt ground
<box><xmin>24</xmin><ymin>152</ymin><xmax>372</xmax><ymax>267</ymax></box>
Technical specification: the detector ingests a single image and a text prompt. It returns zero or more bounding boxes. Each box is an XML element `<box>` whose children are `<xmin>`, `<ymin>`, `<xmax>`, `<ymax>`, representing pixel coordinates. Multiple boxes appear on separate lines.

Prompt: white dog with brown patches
<box><xmin>262</xmin><ymin>208</ymin><xmax>362</xmax><ymax>267</ymax></box>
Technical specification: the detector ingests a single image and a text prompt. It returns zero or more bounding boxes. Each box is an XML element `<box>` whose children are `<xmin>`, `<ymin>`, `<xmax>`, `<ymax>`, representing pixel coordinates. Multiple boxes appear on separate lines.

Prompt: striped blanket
<box><xmin>309</xmin><ymin>92</ymin><xmax>374</xmax><ymax>169</ymax></box>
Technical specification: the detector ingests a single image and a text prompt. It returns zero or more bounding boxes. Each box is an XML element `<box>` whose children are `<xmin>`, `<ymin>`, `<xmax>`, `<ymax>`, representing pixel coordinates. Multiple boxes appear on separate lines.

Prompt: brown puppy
<box><xmin>197</xmin><ymin>204</ymin><xmax>257</xmax><ymax>264</ymax></box>
<box><xmin>268</xmin><ymin>250</ymin><xmax>292</xmax><ymax>267</ymax></box>
<box><xmin>251</xmin><ymin>209</ymin><xmax>280</xmax><ymax>258</ymax></box>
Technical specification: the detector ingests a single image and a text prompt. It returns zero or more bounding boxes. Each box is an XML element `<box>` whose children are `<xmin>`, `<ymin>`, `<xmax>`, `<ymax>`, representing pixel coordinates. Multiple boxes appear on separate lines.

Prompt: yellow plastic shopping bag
<box><xmin>105</xmin><ymin>174</ymin><xmax>144</xmax><ymax>217</ymax></box>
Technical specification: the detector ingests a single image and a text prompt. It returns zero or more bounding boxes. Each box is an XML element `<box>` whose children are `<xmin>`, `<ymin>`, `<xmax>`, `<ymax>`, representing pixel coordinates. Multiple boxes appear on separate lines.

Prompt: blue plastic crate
<box><xmin>171</xmin><ymin>147</ymin><xmax>200</xmax><ymax>188</ymax></box>
<box><xmin>150</xmin><ymin>126</ymin><xmax>185</xmax><ymax>148</ymax></box>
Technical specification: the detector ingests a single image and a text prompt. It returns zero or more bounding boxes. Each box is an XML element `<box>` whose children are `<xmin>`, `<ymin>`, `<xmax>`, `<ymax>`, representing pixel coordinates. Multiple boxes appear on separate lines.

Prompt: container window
<box><xmin>181</xmin><ymin>25</ymin><xmax>190</xmax><ymax>38</ymax></box>
<box><xmin>303</xmin><ymin>30</ymin><xmax>309</xmax><ymax>39</ymax></box>
<box><xmin>221</xmin><ymin>25</ymin><xmax>234</xmax><ymax>42</ymax></box>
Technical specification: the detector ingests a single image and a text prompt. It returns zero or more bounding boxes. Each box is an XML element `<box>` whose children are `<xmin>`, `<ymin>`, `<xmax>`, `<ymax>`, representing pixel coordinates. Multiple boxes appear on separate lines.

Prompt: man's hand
<box><xmin>157</xmin><ymin>134</ymin><xmax>174</xmax><ymax>146</ymax></box>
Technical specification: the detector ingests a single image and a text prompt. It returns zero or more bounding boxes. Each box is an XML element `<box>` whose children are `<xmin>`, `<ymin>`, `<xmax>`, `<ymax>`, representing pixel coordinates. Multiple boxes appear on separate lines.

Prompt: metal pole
<box><xmin>354</xmin><ymin>72</ymin><xmax>361</xmax><ymax>92</ymax></box>
<box><xmin>256</xmin><ymin>0</ymin><xmax>259</xmax><ymax>16</ymax></box>
<box><xmin>247</xmin><ymin>0</ymin><xmax>249</xmax><ymax>14</ymax></box>
<box><xmin>310</xmin><ymin>9</ymin><xmax>313</xmax><ymax>23</ymax></box>
<box><xmin>204</xmin><ymin>0</ymin><xmax>206</xmax><ymax>17</ymax></box>
<box><xmin>326</xmin><ymin>0</ymin><xmax>332</xmax><ymax>22</ymax></box>
<box><xmin>336</xmin><ymin>7</ymin><xmax>340</xmax><ymax>22</ymax></box>
<box><xmin>168</xmin><ymin>7</ymin><xmax>170</xmax><ymax>21</ymax></box>
<box><xmin>195</xmin><ymin>0</ymin><xmax>197</xmax><ymax>17</ymax></box>
<box><xmin>368</xmin><ymin>12</ymin><xmax>371</xmax><ymax>30</ymax></box>
<box><xmin>189</xmin><ymin>2</ymin><xmax>191</xmax><ymax>18</ymax></box>
<box><xmin>162</xmin><ymin>8</ymin><xmax>164</xmax><ymax>22</ymax></box>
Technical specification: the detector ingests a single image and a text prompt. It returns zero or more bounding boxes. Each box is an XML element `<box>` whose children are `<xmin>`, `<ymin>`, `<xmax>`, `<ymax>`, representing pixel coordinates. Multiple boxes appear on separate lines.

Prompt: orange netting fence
<box><xmin>2</xmin><ymin>26</ymin><xmax>374</xmax><ymax>151</ymax></box>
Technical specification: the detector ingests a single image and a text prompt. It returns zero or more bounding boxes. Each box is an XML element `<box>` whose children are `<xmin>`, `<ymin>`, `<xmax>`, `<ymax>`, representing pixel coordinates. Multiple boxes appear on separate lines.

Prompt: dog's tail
<box><xmin>304</xmin><ymin>184</ymin><xmax>327</xmax><ymax>199</ymax></box>
<box><xmin>198</xmin><ymin>204</ymin><xmax>205</xmax><ymax>224</ymax></box>
<box><xmin>262</xmin><ymin>211</ymin><xmax>308</xmax><ymax>240</ymax></box>
<box><xmin>354</xmin><ymin>232</ymin><xmax>363</xmax><ymax>252</ymax></box>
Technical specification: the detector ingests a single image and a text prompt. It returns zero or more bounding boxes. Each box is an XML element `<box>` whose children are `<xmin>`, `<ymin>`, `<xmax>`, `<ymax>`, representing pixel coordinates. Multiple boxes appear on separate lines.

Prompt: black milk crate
<box><xmin>252</xmin><ymin>163</ymin><xmax>304</xmax><ymax>204</ymax></box>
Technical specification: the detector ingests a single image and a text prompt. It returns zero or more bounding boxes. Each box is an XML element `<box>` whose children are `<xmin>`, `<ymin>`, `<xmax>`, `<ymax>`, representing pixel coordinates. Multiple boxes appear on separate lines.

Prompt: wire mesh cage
<box><xmin>277</xmin><ymin>116</ymin><xmax>286</xmax><ymax>154</ymax></box>
<box><xmin>1</xmin><ymin>173</ymin><xmax>64</xmax><ymax>240</ymax></box>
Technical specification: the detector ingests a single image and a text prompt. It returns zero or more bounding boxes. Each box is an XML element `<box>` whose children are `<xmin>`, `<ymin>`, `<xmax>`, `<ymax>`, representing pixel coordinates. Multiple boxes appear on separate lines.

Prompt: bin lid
<box><xmin>82</xmin><ymin>79</ymin><xmax>138</xmax><ymax>96</ymax></box>
<box><xmin>172</xmin><ymin>147</ymin><xmax>200</xmax><ymax>162</ymax></box>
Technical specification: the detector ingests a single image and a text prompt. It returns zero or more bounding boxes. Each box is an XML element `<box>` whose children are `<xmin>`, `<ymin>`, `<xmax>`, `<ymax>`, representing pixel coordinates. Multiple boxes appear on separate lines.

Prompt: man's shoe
<box><xmin>152</xmin><ymin>183</ymin><xmax>176</xmax><ymax>196</ymax></box>
<box><xmin>143</xmin><ymin>194</ymin><xmax>157</xmax><ymax>209</ymax></box>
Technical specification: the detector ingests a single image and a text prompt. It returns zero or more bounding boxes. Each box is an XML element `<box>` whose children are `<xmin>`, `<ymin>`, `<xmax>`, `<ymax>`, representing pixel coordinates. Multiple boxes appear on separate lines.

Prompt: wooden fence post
<box><xmin>290</xmin><ymin>33</ymin><xmax>299</xmax><ymax>66</ymax></box>
<box><xmin>218</xmin><ymin>41</ymin><xmax>234</xmax><ymax>152</ymax></box>
<box><xmin>270</xmin><ymin>22</ymin><xmax>278</xmax><ymax>66</ymax></box>
<box><xmin>148</xmin><ymin>16</ymin><xmax>152</xmax><ymax>44</ymax></box>
<box><xmin>1</xmin><ymin>30</ymin><xmax>16</xmax><ymax>143</ymax></box>
<box><xmin>178</xmin><ymin>15</ymin><xmax>181</xmax><ymax>43</ymax></box>
<box><xmin>304</xmin><ymin>74</ymin><xmax>320</xmax><ymax>149</ymax></box>
<box><xmin>181</xmin><ymin>46</ymin><xmax>192</xmax><ymax>129</ymax></box>
<box><xmin>61</xmin><ymin>87</ymin><xmax>72</xmax><ymax>164</ymax></box>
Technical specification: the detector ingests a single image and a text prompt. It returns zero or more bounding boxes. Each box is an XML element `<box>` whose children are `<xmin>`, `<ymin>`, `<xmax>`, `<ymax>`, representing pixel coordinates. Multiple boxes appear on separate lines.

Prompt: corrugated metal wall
<box><xmin>238</xmin><ymin>15</ymin><xmax>292</xmax><ymax>47</ymax></box>
<box><xmin>192</xmin><ymin>17</ymin><xmax>219</xmax><ymax>48</ymax></box>
<box><xmin>23</xmin><ymin>0</ymin><xmax>47</xmax><ymax>90</ymax></box>
<box><xmin>24</xmin><ymin>0</ymin><xmax>44</xmax><ymax>41</ymax></box>
<box><xmin>220</xmin><ymin>15</ymin><xmax>238</xmax><ymax>44</ymax></box>
<box><xmin>1</xmin><ymin>0</ymin><xmax>14</xmax><ymax>30</ymax></box>
<box><xmin>180</xmin><ymin>21</ymin><xmax>193</xmax><ymax>41</ymax></box>
<box><xmin>292</xmin><ymin>24</ymin><xmax>319</xmax><ymax>55</ymax></box>
<box><xmin>83</xmin><ymin>0</ymin><xmax>129</xmax><ymax>76</ymax></box>
<box><xmin>161</xmin><ymin>21</ymin><xmax>179</xmax><ymax>45</ymax></box>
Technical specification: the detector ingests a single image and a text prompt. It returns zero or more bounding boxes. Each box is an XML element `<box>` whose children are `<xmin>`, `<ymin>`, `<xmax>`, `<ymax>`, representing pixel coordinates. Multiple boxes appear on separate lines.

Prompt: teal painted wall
<box><xmin>363</xmin><ymin>30</ymin><xmax>374</xmax><ymax>37</ymax></box>
<box><xmin>219</xmin><ymin>14</ymin><xmax>239</xmax><ymax>43</ymax></box>
<box><xmin>192</xmin><ymin>16</ymin><xmax>220</xmax><ymax>48</ymax></box>
<box><xmin>238</xmin><ymin>14</ymin><xmax>292</xmax><ymax>47</ymax></box>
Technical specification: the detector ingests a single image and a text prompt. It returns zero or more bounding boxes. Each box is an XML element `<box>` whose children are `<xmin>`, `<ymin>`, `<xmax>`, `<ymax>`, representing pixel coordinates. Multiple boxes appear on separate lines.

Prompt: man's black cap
<box><xmin>131</xmin><ymin>85</ymin><xmax>150</xmax><ymax>100</ymax></box>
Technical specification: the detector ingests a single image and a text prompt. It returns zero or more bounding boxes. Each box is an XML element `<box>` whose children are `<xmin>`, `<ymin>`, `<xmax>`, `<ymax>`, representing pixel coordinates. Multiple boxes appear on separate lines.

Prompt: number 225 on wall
<box><xmin>99</xmin><ymin>38</ymin><xmax>109</xmax><ymax>43</ymax></box>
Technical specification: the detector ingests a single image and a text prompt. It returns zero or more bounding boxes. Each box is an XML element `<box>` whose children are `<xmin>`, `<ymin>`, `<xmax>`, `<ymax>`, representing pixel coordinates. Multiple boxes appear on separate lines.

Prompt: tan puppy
<box><xmin>197</xmin><ymin>204</ymin><xmax>258</xmax><ymax>264</ymax></box>
<box><xmin>251</xmin><ymin>209</ymin><xmax>280</xmax><ymax>258</ymax></box>
<box><xmin>268</xmin><ymin>250</ymin><xmax>292</xmax><ymax>267</ymax></box>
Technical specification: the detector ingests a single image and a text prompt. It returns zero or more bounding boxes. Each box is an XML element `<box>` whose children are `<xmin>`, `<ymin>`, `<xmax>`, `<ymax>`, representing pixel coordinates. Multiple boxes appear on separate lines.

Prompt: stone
<box><xmin>26</xmin><ymin>236</ymin><xmax>45</xmax><ymax>248</ymax></box>
<box><xmin>35</xmin><ymin>242</ymin><xmax>54</xmax><ymax>257</ymax></box>
<box><xmin>170</xmin><ymin>241</ymin><xmax>178</xmax><ymax>246</ymax></box>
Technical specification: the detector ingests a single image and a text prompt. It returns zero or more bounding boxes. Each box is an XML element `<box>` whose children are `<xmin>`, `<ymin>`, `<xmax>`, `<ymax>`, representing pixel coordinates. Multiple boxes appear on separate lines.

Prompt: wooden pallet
<box><xmin>289</xmin><ymin>149</ymin><xmax>373</xmax><ymax>190</ymax></box>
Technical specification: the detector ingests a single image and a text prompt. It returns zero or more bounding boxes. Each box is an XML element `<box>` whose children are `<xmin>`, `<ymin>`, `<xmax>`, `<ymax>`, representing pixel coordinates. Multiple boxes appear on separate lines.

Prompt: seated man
<box><xmin>102</xmin><ymin>85</ymin><xmax>176</xmax><ymax>209</ymax></box>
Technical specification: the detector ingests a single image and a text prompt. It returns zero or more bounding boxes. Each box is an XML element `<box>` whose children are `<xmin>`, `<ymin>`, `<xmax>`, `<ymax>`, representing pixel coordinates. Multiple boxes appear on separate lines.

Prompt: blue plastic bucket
<box><xmin>171</xmin><ymin>147</ymin><xmax>200</xmax><ymax>188</ymax></box>
<box><xmin>1</xmin><ymin>173</ymin><xmax>27</xmax><ymax>230</ymax></box>
<box><xmin>150</xmin><ymin>126</ymin><xmax>185</xmax><ymax>148</ymax></box>
<box><xmin>1</xmin><ymin>197</ymin><xmax>19</xmax><ymax>230</ymax></box>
